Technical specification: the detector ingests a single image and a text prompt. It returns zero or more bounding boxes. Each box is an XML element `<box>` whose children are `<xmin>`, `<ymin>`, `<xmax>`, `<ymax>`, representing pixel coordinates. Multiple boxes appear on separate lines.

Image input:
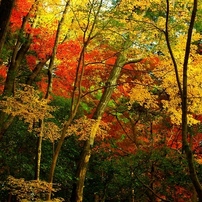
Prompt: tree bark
<box><xmin>34</xmin><ymin>119</ymin><xmax>44</xmax><ymax>180</ymax></box>
<box><xmin>3</xmin><ymin>42</ymin><xmax>31</xmax><ymax>96</ymax></box>
<box><xmin>181</xmin><ymin>0</ymin><xmax>202</xmax><ymax>200</ymax></box>
<box><xmin>0</xmin><ymin>0</ymin><xmax>40</xmax><ymax>140</ymax></box>
<box><xmin>0</xmin><ymin>0</ymin><xmax>15</xmax><ymax>56</ymax></box>
<box><xmin>27</xmin><ymin>59</ymin><xmax>49</xmax><ymax>85</ymax></box>
<box><xmin>45</xmin><ymin>0</ymin><xmax>70</xmax><ymax>99</ymax></box>
<box><xmin>47</xmin><ymin>0</ymin><xmax>103</xmax><ymax>199</ymax></box>
<box><xmin>70</xmin><ymin>52</ymin><xmax>142</xmax><ymax>202</ymax></box>
<box><xmin>165</xmin><ymin>0</ymin><xmax>202</xmax><ymax>200</ymax></box>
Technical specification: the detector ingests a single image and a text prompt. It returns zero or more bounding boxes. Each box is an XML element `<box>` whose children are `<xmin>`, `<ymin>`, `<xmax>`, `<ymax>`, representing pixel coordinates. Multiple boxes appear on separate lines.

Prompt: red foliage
<box><xmin>0</xmin><ymin>65</ymin><xmax>7</xmax><ymax>94</ymax></box>
<box><xmin>30</xmin><ymin>33</ymin><xmax>56</xmax><ymax>61</ymax></box>
<box><xmin>140</xmin><ymin>56</ymin><xmax>160</xmax><ymax>69</ymax></box>
<box><xmin>26</xmin><ymin>55</ymin><xmax>37</xmax><ymax>71</ymax></box>
<box><xmin>37</xmin><ymin>78</ymin><xmax>48</xmax><ymax>95</ymax></box>
<box><xmin>10</xmin><ymin>0</ymin><xmax>34</xmax><ymax>31</ymax></box>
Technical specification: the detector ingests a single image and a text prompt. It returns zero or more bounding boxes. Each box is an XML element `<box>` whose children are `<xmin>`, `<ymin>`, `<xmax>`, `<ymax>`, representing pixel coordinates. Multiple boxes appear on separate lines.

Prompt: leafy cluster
<box><xmin>4</xmin><ymin>176</ymin><xmax>62</xmax><ymax>201</ymax></box>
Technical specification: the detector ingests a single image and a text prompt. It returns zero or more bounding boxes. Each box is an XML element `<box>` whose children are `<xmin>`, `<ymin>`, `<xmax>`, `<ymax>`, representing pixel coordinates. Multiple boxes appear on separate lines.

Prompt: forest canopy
<box><xmin>0</xmin><ymin>0</ymin><xmax>202</xmax><ymax>201</ymax></box>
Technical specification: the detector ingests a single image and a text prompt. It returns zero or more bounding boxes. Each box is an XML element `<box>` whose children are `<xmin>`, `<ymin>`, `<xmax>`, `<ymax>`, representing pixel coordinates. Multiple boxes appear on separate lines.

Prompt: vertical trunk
<box><xmin>131</xmin><ymin>171</ymin><xmax>135</xmax><ymax>202</ymax></box>
<box><xmin>70</xmin><ymin>140</ymin><xmax>92</xmax><ymax>202</ymax></box>
<box><xmin>70</xmin><ymin>53</ymin><xmax>126</xmax><ymax>202</ymax></box>
<box><xmin>191</xmin><ymin>185</ymin><xmax>198</xmax><ymax>202</ymax></box>
<box><xmin>3</xmin><ymin>42</ymin><xmax>31</xmax><ymax>95</ymax></box>
<box><xmin>7</xmin><ymin>193</ymin><xmax>12</xmax><ymax>202</ymax></box>
<box><xmin>0</xmin><ymin>27</ymin><xmax>31</xmax><ymax>139</ymax></box>
<box><xmin>3</xmin><ymin>0</ymin><xmax>40</xmax><ymax>95</ymax></box>
<box><xmin>71</xmin><ymin>118</ymin><xmax>101</xmax><ymax>202</ymax></box>
<box><xmin>45</xmin><ymin>0</ymin><xmax>70</xmax><ymax>99</ymax></box>
<box><xmin>165</xmin><ymin>0</ymin><xmax>202</xmax><ymax>200</ymax></box>
<box><xmin>0</xmin><ymin>0</ymin><xmax>16</xmax><ymax>55</ymax></box>
<box><xmin>35</xmin><ymin>136</ymin><xmax>43</xmax><ymax>180</ymax></box>
<box><xmin>41</xmin><ymin>0</ymin><xmax>71</xmax><ymax>181</ymax></box>
<box><xmin>47</xmin><ymin>1</ymin><xmax>105</xmax><ymax>200</ymax></box>
<box><xmin>0</xmin><ymin>114</ymin><xmax>14</xmax><ymax>140</ymax></box>
<box><xmin>34</xmin><ymin>119</ymin><xmax>44</xmax><ymax>180</ymax></box>
<box><xmin>181</xmin><ymin>0</ymin><xmax>202</xmax><ymax>200</ymax></box>
<box><xmin>71</xmin><ymin>53</ymin><xmax>143</xmax><ymax>202</ymax></box>
<box><xmin>0</xmin><ymin>0</ymin><xmax>40</xmax><ymax>139</ymax></box>
<box><xmin>47</xmin><ymin>118</ymin><xmax>74</xmax><ymax>200</ymax></box>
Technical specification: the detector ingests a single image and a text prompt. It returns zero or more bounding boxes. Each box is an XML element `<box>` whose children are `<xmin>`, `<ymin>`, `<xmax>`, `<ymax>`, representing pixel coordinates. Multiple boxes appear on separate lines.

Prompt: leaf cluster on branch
<box><xmin>4</xmin><ymin>175</ymin><xmax>63</xmax><ymax>201</ymax></box>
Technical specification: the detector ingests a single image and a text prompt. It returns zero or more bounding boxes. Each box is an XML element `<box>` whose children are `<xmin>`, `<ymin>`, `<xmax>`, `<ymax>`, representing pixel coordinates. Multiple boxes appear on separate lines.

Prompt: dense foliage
<box><xmin>0</xmin><ymin>0</ymin><xmax>202</xmax><ymax>201</ymax></box>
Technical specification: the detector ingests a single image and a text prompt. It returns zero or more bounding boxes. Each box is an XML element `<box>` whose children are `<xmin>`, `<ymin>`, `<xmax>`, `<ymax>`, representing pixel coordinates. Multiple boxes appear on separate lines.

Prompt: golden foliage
<box><xmin>0</xmin><ymin>85</ymin><xmax>54</xmax><ymax>131</ymax></box>
<box><xmin>4</xmin><ymin>176</ymin><xmax>63</xmax><ymax>201</ymax></box>
<box><xmin>129</xmin><ymin>84</ymin><xmax>159</xmax><ymax>110</ymax></box>
<box><xmin>67</xmin><ymin>116</ymin><xmax>109</xmax><ymax>141</ymax></box>
<box><xmin>43</xmin><ymin>121</ymin><xmax>61</xmax><ymax>142</ymax></box>
<box><xmin>152</xmin><ymin>40</ymin><xmax>202</xmax><ymax>126</ymax></box>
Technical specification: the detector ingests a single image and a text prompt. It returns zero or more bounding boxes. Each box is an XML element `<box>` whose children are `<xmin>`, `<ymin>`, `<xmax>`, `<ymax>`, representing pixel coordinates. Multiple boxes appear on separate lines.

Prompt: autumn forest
<box><xmin>0</xmin><ymin>0</ymin><xmax>202</xmax><ymax>201</ymax></box>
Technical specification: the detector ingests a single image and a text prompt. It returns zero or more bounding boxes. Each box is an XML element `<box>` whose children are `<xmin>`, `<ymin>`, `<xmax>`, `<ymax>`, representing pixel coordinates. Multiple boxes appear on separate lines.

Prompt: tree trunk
<box><xmin>181</xmin><ymin>0</ymin><xmax>202</xmax><ymax>200</ymax></box>
<box><xmin>0</xmin><ymin>0</ymin><xmax>15</xmax><ymax>55</ymax></box>
<box><xmin>165</xmin><ymin>0</ymin><xmax>202</xmax><ymax>200</ymax></box>
<box><xmin>191</xmin><ymin>185</ymin><xmax>198</xmax><ymax>202</ymax></box>
<box><xmin>0</xmin><ymin>0</ymin><xmax>39</xmax><ymax>140</ymax></box>
<box><xmin>3</xmin><ymin>42</ymin><xmax>31</xmax><ymax>95</ymax></box>
<box><xmin>0</xmin><ymin>115</ymin><xmax>14</xmax><ymax>141</ymax></box>
<box><xmin>47</xmin><ymin>1</ymin><xmax>106</xmax><ymax>200</ymax></box>
<box><xmin>70</xmin><ymin>140</ymin><xmax>92</xmax><ymax>202</ymax></box>
<box><xmin>0</xmin><ymin>40</ymin><xmax>31</xmax><ymax>139</ymax></box>
<box><xmin>34</xmin><ymin>119</ymin><xmax>44</xmax><ymax>180</ymax></box>
<box><xmin>70</xmin><ymin>53</ymin><xmax>126</xmax><ymax>202</ymax></box>
<box><xmin>27</xmin><ymin>59</ymin><xmax>49</xmax><ymax>85</ymax></box>
<box><xmin>45</xmin><ymin>0</ymin><xmax>70</xmax><ymax>99</ymax></box>
<box><xmin>71</xmin><ymin>52</ymin><xmax>142</xmax><ymax>202</ymax></box>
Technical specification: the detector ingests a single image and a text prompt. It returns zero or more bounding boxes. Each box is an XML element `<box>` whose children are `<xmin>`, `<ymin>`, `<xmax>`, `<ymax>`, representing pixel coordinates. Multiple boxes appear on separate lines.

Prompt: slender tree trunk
<box><xmin>165</xmin><ymin>0</ymin><xmax>202</xmax><ymax>200</ymax></box>
<box><xmin>0</xmin><ymin>115</ymin><xmax>14</xmax><ymax>141</ymax></box>
<box><xmin>131</xmin><ymin>171</ymin><xmax>135</xmax><ymax>202</ymax></box>
<box><xmin>34</xmin><ymin>119</ymin><xmax>44</xmax><ymax>180</ymax></box>
<box><xmin>181</xmin><ymin>0</ymin><xmax>202</xmax><ymax>200</ymax></box>
<box><xmin>70</xmin><ymin>53</ymin><xmax>126</xmax><ymax>202</ymax></box>
<box><xmin>3</xmin><ymin>0</ymin><xmax>40</xmax><ymax>96</ymax></box>
<box><xmin>0</xmin><ymin>35</ymin><xmax>30</xmax><ymax>140</ymax></box>
<box><xmin>45</xmin><ymin>0</ymin><xmax>70</xmax><ymax>99</ymax></box>
<box><xmin>40</xmin><ymin>0</ymin><xmax>70</xmax><ymax>183</ymax></box>
<box><xmin>47</xmin><ymin>1</ymin><xmax>105</xmax><ymax>200</ymax></box>
<box><xmin>191</xmin><ymin>184</ymin><xmax>198</xmax><ymax>202</ymax></box>
<box><xmin>47</xmin><ymin>119</ymin><xmax>74</xmax><ymax>200</ymax></box>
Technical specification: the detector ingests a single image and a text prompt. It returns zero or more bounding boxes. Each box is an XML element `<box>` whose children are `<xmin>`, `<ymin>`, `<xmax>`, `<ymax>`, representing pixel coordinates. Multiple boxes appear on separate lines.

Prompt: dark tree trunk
<box><xmin>0</xmin><ymin>0</ymin><xmax>15</xmax><ymax>55</ymax></box>
<box><xmin>165</xmin><ymin>0</ymin><xmax>202</xmax><ymax>200</ymax></box>
<box><xmin>27</xmin><ymin>60</ymin><xmax>49</xmax><ymax>85</ymax></box>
